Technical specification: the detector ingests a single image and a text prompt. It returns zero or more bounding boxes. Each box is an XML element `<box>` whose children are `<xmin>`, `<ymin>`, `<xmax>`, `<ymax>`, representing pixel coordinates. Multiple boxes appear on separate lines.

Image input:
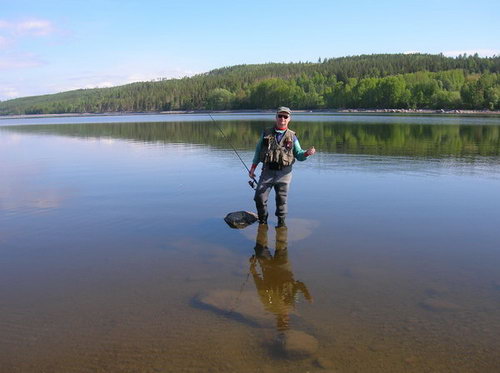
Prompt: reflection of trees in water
<box><xmin>2</xmin><ymin>121</ymin><xmax>266</xmax><ymax>149</ymax></box>
<box><xmin>296</xmin><ymin>122</ymin><xmax>500</xmax><ymax>157</ymax></box>
<box><xmin>4</xmin><ymin>120</ymin><xmax>500</xmax><ymax>156</ymax></box>
<box><xmin>250</xmin><ymin>225</ymin><xmax>312</xmax><ymax>332</ymax></box>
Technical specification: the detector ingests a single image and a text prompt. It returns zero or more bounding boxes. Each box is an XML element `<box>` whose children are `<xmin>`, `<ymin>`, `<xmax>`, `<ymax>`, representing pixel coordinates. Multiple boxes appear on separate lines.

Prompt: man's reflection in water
<box><xmin>250</xmin><ymin>224</ymin><xmax>312</xmax><ymax>332</ymax></box>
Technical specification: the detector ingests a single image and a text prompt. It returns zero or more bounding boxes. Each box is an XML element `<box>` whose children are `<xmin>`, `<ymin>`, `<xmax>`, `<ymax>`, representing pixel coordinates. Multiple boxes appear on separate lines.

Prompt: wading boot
<box><xmin>276</xmin><ymin>217</ymin><xmax>286</xmax><ymax>228</ymax></box>
<box><xmin>258</xmin><ymin>214</ymin><xmax>268</xmax><ymax>225</ymax></box>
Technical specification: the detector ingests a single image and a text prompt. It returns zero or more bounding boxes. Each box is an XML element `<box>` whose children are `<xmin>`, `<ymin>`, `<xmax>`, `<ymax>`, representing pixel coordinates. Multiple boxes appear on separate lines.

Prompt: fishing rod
<box><xmin>207</xmin><ymin>113</ymin><xmax>258</xmax><ymax>189</ymax></box>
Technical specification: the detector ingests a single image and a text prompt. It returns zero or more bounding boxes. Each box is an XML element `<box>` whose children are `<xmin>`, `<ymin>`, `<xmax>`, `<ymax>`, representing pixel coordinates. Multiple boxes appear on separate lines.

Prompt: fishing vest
<box><xmin>259</xmin><ymin>127</ymin><xmax>296</xmax><ymax>168</ymax></box>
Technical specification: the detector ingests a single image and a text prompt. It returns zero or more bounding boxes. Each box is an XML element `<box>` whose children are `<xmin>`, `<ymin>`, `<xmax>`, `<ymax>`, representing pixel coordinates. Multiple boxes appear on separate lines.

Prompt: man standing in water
<box><xmin>249</xmin><ymin>107</ymin><xmax>316</xmax><ymax>227</ymax></box>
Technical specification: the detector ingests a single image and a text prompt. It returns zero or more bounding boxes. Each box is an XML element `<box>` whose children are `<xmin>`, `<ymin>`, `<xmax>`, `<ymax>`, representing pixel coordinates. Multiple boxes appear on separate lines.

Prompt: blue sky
<box><xmin>1</xmin><ymin>0</ymin><xmax>499</xmax><ymax>100</ymax></box>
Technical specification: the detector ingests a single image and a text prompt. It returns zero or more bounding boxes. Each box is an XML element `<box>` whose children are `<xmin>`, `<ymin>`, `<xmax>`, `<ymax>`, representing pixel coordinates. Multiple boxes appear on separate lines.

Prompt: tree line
<box><xmin>1</xmin><ymin>53</ymin><xmax>499</xmax><ymax>115</ymax></box>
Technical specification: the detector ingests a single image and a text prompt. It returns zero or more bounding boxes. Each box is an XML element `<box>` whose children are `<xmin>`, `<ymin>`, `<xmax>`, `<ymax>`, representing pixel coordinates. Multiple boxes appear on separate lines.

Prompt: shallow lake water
<box><xmin>1</xmin><ymin>113</ymin><xmax>500</xmax><ymax>372</ymax></box>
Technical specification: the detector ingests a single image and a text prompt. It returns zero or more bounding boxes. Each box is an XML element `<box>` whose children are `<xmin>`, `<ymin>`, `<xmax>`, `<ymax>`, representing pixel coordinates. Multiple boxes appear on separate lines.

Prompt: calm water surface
<box><xmin>1</xmin><ymin>113</ymin><xmax>500</xmax><ymax>372</ymax></box>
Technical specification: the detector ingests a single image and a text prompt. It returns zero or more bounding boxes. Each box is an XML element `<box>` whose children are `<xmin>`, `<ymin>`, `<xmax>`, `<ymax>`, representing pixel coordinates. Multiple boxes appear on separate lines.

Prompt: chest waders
<box><xmin>254</xmin><ymin>128</ymin><xmax>294</xmax><ymax>226</ymax></box>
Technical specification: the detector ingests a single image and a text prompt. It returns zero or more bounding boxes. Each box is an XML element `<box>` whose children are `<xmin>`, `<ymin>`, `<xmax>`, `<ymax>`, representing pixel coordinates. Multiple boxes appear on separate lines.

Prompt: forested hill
<box><xmin>1</xmin><ymin>53</ymin><xmax>499</xmax><ymax>115</ymax></box>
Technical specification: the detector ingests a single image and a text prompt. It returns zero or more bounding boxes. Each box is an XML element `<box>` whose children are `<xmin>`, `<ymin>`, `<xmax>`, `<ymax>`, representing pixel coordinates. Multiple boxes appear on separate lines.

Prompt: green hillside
<box><xmin>1</xmin><ymin>53</ymin><xmax>499</xmax><ymax>115</ymax></box>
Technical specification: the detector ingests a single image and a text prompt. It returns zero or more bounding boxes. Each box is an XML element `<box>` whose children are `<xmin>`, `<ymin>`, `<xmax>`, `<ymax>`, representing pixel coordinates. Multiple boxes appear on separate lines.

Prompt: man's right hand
<box><xmin>305</xmin><ymin>146</ymin><xmax>316</xmax><ymax>156</ymax></box>
<box><xmin>249</xmin><ymin>164</ymin><xmax>257</xmax><ymax>179</ymax></box>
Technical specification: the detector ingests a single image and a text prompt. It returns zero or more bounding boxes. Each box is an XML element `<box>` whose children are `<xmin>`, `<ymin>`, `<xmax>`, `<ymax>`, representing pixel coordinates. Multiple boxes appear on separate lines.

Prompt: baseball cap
<box><xmin>276</xmin><ymin>106</ymin><xmax>291</xmax><ymax>115</ymax></box>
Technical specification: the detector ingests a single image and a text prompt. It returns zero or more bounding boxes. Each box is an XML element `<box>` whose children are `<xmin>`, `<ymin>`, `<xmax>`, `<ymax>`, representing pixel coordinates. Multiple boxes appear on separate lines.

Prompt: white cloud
<box><xmin>124</xmin><ymin>68</ymin><xmax>199</xmax><ymax>83</ymax></box>
<box><xmin>0</xmin><ymin>18</ymin><xmax>55</xmax><ymax>37</ymax></box>
<box><xmin>16</xmin><ymin>19</ymin><xmax>55</xmax><ymax>36</ymax></box>
<box><xmin>0</xmin><ymin>52</ymin><xmax>44</xmax><ymax>70</ymax></box>
<box><xmin>0</xmin><ymin>62</ymin><xmax>199</xmax><ymax>100</ymax></box>
<box><xmin>50</xmin><ymin>68</ymin><xmax>199</xmax><ymax>93</ymax></box>
<box><xmin>443</xmin><ymin>49</ymin><xmax>500</xmax><ymax>57</ymax></box>
<box><xmin>0</xmin><ymin>18</ymin><xmax>55</xmax><ymax>72</ymax></box>
<box><xmin>0</xmin><ymin>87</ymin><xmax>20</xmax><ymax>99</ymax></box>
<box><xmin>0</xmin><ymin>35</ymin><xmax>10</xmax><ymax>48</ymax></box>
<box><xmin>83</xmin><ymin>81</ymin><xmax>115</xmax><ymax>89</ymax></box>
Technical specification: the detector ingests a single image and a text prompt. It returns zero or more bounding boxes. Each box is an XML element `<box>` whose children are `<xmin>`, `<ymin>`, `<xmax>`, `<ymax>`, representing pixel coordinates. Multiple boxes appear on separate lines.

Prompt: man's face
<box><xmin>275</xmin><ymin>112</ymin><xmax>291</xmax><ymax>129</ymax></box>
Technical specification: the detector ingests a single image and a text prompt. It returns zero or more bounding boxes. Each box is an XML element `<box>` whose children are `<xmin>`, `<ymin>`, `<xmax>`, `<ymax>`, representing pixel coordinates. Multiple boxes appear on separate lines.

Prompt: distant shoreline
<box><xmin>1</xmin><ymin>108</ymin><xmax>499</xmax><ymax>120</ymax></box>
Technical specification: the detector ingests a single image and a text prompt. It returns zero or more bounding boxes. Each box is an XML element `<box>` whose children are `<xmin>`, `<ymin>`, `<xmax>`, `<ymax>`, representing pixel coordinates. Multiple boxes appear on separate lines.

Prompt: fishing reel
<box><xmin>248</xmin><ymin>179</ymin><xmax>256</xmax><ymax>190</ymax></box>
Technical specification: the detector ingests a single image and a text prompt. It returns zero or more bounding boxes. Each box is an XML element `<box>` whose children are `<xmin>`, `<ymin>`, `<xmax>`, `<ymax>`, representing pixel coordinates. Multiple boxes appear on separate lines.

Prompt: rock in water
<box><xmin>315</xmin><ymin>356</ymin><xmax>336</xmax><ymax>369</ymax></box>
<box><xmin>224</xmin><ymin>211</ymin><xmax>258</xmax><ymax>229</ymax></box>
<box><xmin>276</xmin><ymin>330</ymin><xmax>319</xmax><ymax>359</ymax></box>
<box><xmin>420</xmin><ymin>297</ymin><xmax>461</xmax><ymax>312</ymax></box>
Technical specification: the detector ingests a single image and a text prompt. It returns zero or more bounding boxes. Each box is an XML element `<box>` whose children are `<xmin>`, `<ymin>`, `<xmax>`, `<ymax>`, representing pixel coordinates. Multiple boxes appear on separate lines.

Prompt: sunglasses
<box><xmin>277</xmin><ymin>114</ymin><xmax>289</xmax><ymax>119</ymax></box>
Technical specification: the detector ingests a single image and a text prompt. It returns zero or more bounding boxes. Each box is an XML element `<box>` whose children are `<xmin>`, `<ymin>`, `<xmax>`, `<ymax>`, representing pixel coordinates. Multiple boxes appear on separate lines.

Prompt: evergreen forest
<box><xmin>1</xmin><ymin>53</ymin><xmax>499</xmax><ymax>115</ymax></box>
